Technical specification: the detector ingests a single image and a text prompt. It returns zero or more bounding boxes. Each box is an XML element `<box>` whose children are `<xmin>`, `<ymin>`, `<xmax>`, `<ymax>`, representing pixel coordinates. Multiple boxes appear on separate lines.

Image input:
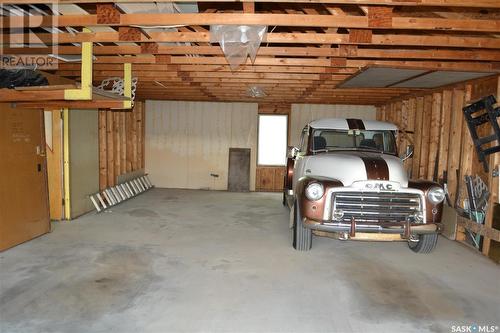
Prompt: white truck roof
<box><xmin>309</xmin><ymin>118</ymin><xmax>398</xmax><ymax>131</ymax></box>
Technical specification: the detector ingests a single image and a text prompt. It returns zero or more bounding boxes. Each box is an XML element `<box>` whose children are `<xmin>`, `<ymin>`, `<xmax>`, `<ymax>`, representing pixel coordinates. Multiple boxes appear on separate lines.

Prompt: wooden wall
<box><xmin>377</xmin><ymin>75</ymin><xmax>500</xmax><ymax>257</ymax></box>
<box><xmin>145</xmin><ymin>100</ymin><xmax>258</xmax><ymax>191</ymax></box>
<box><xmin>98</xmin><ymin>101</ymin><xmax>145</xmax><ymax>190</ymax></box>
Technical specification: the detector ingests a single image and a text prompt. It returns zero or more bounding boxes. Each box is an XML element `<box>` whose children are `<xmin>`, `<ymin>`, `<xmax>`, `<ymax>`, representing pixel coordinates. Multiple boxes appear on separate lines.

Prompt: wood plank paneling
<box><xmin>412</xmin><ymin>97</ymin><xmax>424</xmax><ymax>179</ymax></box>
<box><xmin>98</xmin><ymin>102</ymin><xmax>145</xmax><ymax>189</ymax></box>
<box><xmin>428</xmin><ymin>93</ymin><xmax>442</xmax><ymax>181</ymax></box>
<box><xmin>377</xmin><ymin>75</ymin><xmax>500</xmax><ymax>257</ymax></box>
<box><xmin>419</xmin><ymin>95</ymin><xmax>432</xmax><ymax>180</ymax></box>
<box><xmin>98</xmin><ymin>110</ymin><xmax>107</xmax><ymax>191</ymax></box>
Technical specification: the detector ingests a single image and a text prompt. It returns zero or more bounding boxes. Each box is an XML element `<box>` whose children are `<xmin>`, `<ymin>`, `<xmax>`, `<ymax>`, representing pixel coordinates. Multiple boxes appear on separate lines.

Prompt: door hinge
<box><xmin>62</xmin><ymin>198</ymin><xmax>65</xmax><ymax>206</ymax></box>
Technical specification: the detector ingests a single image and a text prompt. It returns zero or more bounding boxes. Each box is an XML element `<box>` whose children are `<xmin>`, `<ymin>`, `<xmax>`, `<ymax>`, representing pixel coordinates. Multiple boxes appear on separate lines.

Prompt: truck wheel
<box><xmin>292</xmin><ymin>201</ymin><xmax>312</xmax><ymax>251</ymax></box>
<box><xmin>408</xmin><ymin>233</ymin><xmax>438</xmax><ymax>253</ymax></box>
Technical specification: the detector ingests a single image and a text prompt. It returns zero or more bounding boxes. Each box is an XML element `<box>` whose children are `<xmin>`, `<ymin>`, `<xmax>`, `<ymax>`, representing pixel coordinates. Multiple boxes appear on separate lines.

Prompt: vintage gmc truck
<box><xmin>283</xmin><ymin>118</ymin><xmax>445</xmax><ymax>253</ymax></box>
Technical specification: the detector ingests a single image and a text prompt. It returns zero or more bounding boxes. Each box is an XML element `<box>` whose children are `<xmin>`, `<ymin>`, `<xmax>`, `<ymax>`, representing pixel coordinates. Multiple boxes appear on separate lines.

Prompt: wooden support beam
<box><xmin>98</xmin><ymin>110</ymin><xmax>108</xmax><ymax>191</ymax></box>
<box><xmin>349</xmin><ymin>29</ymin><xmax>372</xmax><ymax>43</ymax></box>
<box><xmin>5</xmin><ymin>32</ymin><xmax>500</xmax><ymax>49</ymax></box>
<box><xmin>3</xmin><ymin>13</ymin><xmax>500</xmax><ymax>33</ymax></box>
<box><xmin>0</xmin><ymin>89</ymin><xmax>64</xmax><ymax>102</ymax></box>
<box><xmin>437</xmin><ymin>90</ymin><xmax>452</xmax><ymax>180</ymax></box>
<box><xmin>106</xmin><ymin>111</ymin><xmax>115</xmax><ymax>186</ymax></box>
<box><xmin>64</xmin><ymin>28</ymin><xmax>92</xmax><ymax>100</ymax></box>
<box><xmin>412</xmin><ymin>97</ymin><xmax>424</xmax><ymax>179</ymax></box>
<box><xmin>243</xmin><ymin>1</ymin><xmax>255</xmax><ymax>13</ymax></box>
<box><xmin>446</xmin><ymin>88</ymin><xmax>465</xmax><ymax>205</ymax></box>
<box><xmin>96</xmin><ymin>3</ymin><xmax>120</xmax><ymax>25</ymax></box>
<box><xmin>427</xmin><ymin>93</ymin><xmax>442</xmax><ymax>181</ymax></box>
<box><xmin>368</xmin><ymin>6</ymin><xmax>393</xmax><ymax>28</ymax></box>
<box><xmin>7</xmin><ymin>0</ymin><xmax>500</xmax><ymax>8</ymax></box>
<box><xmin>17</xmin><ymin>100</ymin><xmax>128</xmax><ymax>109</ymax></box>
<box><xmin>118</xmin><ymin>27</ymin><xmax>142</xmax><ymax>41</ymax></box>
<box><xmin>457</xmin><ymin>215</ymin><xmax>500</xmax><ymax>242</ymax></box>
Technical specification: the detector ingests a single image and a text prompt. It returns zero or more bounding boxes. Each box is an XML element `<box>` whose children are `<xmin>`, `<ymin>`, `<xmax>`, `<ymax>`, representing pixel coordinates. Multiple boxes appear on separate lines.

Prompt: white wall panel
<box><xmin>145</xmin><ymin>101</ymin><xmax>258</xmax><ymax>190</ymax></box>
<box><xmin>290</xmin><ymin>104</ymin><xmax>376</xmax><ymax>147</ymax></box>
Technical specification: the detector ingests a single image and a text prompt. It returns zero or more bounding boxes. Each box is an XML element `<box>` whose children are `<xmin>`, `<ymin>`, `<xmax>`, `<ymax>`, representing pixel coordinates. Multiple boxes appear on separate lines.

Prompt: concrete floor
<box><xmin>1</xmin><ymin>189</ymin><xmax>499</xmax><ymax>333</ymax></box>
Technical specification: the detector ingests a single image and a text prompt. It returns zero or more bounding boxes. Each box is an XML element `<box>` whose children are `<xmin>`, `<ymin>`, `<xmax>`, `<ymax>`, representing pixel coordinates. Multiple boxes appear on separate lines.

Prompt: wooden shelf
<box><xmin>1</xmin><ymin>85</ymin><xmax>131</xmax><ymax>109</ymax></box>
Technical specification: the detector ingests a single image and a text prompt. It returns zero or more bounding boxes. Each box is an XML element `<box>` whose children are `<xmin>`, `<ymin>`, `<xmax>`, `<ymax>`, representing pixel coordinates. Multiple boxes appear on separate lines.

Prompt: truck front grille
<box><xmin>332</xmin><ymin>191</ymin><xmax>423</xmax><ymax>223</ymax></box>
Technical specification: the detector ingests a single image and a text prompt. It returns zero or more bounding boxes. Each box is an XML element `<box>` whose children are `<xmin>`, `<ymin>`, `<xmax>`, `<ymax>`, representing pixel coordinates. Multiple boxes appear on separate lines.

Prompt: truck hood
<box><xmin>304</xmin><ymin>151</ymin><xmax>408</xmax><ymax>187</ymax></box>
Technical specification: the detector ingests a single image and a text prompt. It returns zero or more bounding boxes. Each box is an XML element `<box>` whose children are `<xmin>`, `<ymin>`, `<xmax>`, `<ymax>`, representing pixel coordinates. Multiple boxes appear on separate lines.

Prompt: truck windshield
<box><xmin>311</xmin><ymin>129</ymin><xmax>397</xmax><ymax>155</ymax></box>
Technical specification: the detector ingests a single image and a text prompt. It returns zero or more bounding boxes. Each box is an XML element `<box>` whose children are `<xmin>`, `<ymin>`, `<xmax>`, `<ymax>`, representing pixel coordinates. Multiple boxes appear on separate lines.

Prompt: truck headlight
<box><xmin>305</xmin><ymin>182</ymin><xmax>324</xmax><ymax>201</ymax></box>
<box><xmin>427</xmin><ymin>187</ymin><xmax>445</xmax><ymax>204</ymax></box>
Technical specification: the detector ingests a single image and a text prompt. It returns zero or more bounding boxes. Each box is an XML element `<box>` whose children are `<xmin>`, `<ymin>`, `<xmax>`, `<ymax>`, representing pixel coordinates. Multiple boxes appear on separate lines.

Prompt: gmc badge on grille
<box><xmin>365</xmin><ymin>182</ymin><xmax>395</xmax><ymax>191</ymax></box>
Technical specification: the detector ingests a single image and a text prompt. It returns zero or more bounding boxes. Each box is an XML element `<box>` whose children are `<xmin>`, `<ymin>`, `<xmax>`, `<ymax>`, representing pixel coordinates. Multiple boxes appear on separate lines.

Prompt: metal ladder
<box><xmin>89</xmin><ymin>175</ymin><xmax>153</xmax><ymax>213</ymax></box>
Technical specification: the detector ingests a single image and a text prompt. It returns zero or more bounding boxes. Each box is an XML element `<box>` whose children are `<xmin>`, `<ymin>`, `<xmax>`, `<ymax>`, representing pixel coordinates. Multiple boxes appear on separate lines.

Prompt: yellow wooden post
<box><xmin>63</xmin><ymin>108</ymin><xmax>71</xmax><ymax>220</ymax></box>
<box><xmin>123</xmin><ymin>63</ymin><xmax>132</xmax><ymax>109</ymax></box>
<box><xmin>64</xmin><ymin>28</ymin><xmax>93</xmax><ymax>100</ymax></box>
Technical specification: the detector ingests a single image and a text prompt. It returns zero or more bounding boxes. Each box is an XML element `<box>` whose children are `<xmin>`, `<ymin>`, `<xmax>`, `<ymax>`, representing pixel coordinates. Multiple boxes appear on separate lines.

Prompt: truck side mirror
<box><xmin>290</xmin><ymin>146</ymin><xmax>300</xmax><ymax>159</ymax></box>
<box><xmin>401</xmin><ymin>144</ymin><xmax>414</xmax><ymax>161</ymax></box>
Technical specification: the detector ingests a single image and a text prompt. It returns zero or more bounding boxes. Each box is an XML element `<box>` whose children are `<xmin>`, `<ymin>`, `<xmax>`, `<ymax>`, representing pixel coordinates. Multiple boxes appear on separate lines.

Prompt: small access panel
<box><xmin>228</xmin><ymin>148</ymin><xmax>251</xmax><ymax>192</ymax></box>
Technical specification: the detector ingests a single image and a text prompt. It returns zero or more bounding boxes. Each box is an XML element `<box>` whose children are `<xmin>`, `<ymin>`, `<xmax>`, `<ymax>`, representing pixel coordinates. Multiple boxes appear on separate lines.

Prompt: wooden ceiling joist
<box><xmin>3</xmin><ymin>13</ymin><xmax>500</xmax><ymax>33</ymax></box>
<box><xmin>8</xmin><ymin>0</ymin><xmax>500</xmax><ymax>8</ymax></box>
<box><xmin>2</xmin><ymin>1</ymin><xmax>498</xmax><ymax>104</ymax></box>
<box><xmin>5</xmin><ymin>31</ymin><xmax>500</xmax><ymax>49</ymax></box>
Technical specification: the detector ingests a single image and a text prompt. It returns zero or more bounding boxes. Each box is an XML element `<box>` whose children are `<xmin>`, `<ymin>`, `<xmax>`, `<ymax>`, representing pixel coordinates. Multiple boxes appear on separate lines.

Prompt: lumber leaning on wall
<box><xmin>377</xmin><ymin>75</ymin><xmax>500</xmax><ymax>257</ymax></box>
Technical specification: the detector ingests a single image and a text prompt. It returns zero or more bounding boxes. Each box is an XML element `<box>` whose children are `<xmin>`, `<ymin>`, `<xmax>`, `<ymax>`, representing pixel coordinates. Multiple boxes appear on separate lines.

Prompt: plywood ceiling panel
<box><xmin>392</xmin><ymin>71</ymin><xmax>496</xmax><ymax>88</ymax></box>
<box><xmin>339</xmin><ymin>68</ymin><xmax>428</xmax><ymax>88</ymax></box>
<box><xmin>339</xmin><ymin>67</ymin><xmax>497</xmax><ymax>89</ymax></box>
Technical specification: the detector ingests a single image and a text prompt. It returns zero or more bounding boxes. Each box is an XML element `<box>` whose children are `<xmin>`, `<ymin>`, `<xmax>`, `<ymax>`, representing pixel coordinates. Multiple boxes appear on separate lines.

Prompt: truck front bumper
<box><xmin>304</xmin><ymin>218</ymin><xmax>441</xmax><ymax>238</ymax></box>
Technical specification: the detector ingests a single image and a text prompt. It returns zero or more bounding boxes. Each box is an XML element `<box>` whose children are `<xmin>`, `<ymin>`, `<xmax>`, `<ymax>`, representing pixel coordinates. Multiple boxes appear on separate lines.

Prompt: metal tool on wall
<box><xmin>463</xmin><ymin>175</ymin><xmax>490</xmax><ymax>249</ymax></box>
<box><xmin>462</xmin><ymin>95</ymin><xmax>500</xmax><ymax>172</ymax></box>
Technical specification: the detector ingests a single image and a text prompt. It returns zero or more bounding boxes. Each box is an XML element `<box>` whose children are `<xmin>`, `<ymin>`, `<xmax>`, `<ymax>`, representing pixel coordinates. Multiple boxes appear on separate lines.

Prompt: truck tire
<box><xmin>408</xmin><ymin>233</ymin><xmax>438</xmax><ymax>253</ymax></box>
<box><xmin>292</xmin><ymin>201</ymin><xmax>312</xmax><ymax>251</ymax></box>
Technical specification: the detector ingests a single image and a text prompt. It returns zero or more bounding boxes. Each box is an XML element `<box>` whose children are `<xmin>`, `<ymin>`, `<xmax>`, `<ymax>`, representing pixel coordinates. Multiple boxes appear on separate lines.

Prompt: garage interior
<box><xmin>1</xmin><ymin>1</ymin><xmax>500</xmax><ymax>332</ymax></box>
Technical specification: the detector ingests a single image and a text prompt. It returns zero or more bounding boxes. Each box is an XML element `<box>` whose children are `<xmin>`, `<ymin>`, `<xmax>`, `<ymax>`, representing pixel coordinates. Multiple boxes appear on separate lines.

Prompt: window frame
<box><xmin>257</xmin><ymin>114</ymin><xmax>289</xmax><ymax>166</ymax></box>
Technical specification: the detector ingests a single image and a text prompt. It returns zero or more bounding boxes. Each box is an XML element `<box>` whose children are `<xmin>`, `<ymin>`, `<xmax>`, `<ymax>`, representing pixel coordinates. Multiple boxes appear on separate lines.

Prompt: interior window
<box><xmin>258</xmin><ymin>115</ymin><xmax>288</xmax><ymax>166</ymax></box>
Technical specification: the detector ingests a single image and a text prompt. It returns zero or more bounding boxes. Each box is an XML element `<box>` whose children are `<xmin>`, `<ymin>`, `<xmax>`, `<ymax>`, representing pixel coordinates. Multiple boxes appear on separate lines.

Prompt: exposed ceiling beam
<box><xmin>3</xmin><ymin>13</ymin><xmax>500</xmax><ymax>32</ymax></box>
<box><xmin>5</xmin><ymin>31</ymin><xmax>499</xmax><ymax>49</ymax></box>
<box><xmin>7</xmin><ymin>0</ymin><xmax>500</xmax><ymax>9</ymax></box>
